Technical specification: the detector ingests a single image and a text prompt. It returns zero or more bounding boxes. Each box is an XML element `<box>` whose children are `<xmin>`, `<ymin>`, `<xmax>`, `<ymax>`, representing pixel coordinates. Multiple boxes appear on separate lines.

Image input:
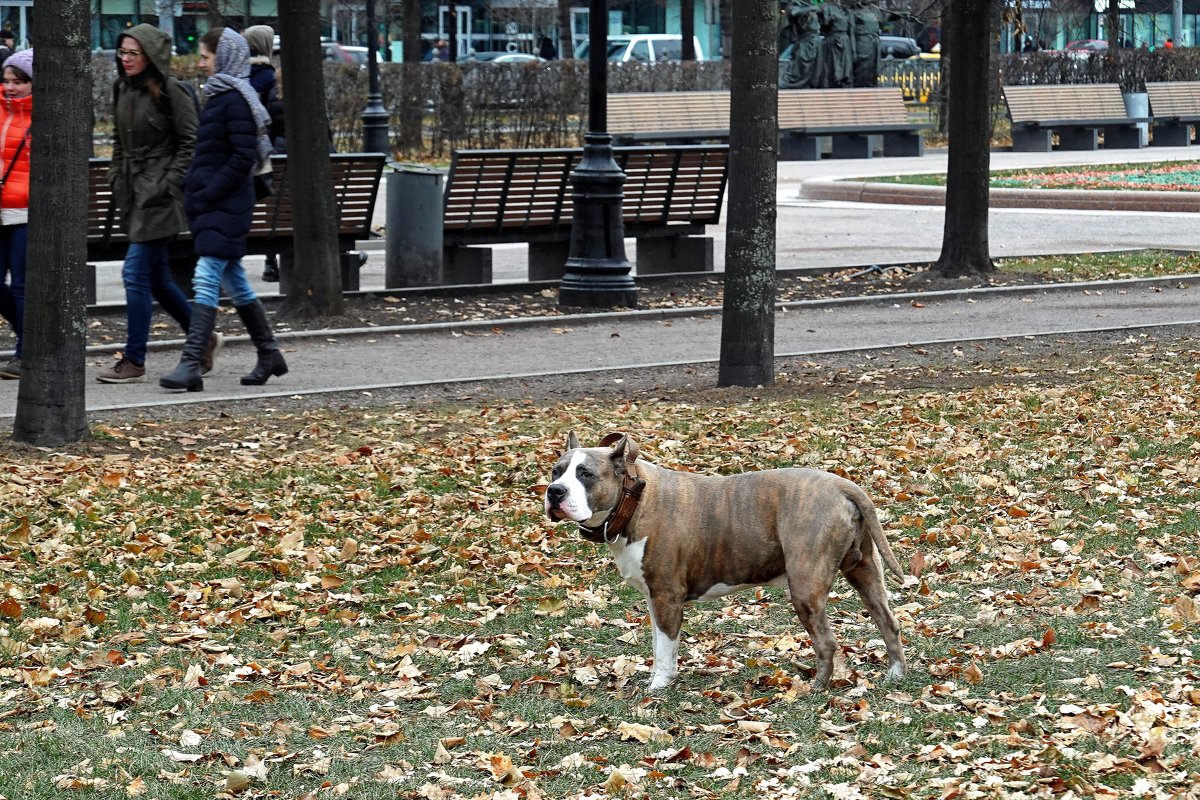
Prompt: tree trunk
<box><xmin>558</xmin><ymin>0</ymin><xmax>573</xmax><ymax>59</ymax></box>
<box><xmin>933</xmin><ymin>0</ymin><xmax>994</xmax><ymax>279</ymax></box>
<box><xmin>397</xmin><ymin>0</ymin><xmax>422</xmax><ymax>151</ymax></box>
<box><xmin>681</xmin><ymin>0</ymin><xmax>696</xmax><ymax>60</ymax></box>
<box><xmin>277</xmin><ymin>0</ymin><xmax>345</xmax><ymax>319</ymax></box>
<box><xmin>718</xmin><ymin>0</ymin><xmax>734</xmax><ymax>60</ymax></box>
<box><xmin>718</xmin><ymin>0</ymin><xmax>777</xmax><ymax>388</ymax></box>
<box><xmin>1106</xmin><ymin>0</ymin><xmax>1120</xmax><ymax>52</ymax></box>
<box><xmin>12</xmin><ymin>0</ymin><xmax>92</xmax><ymax>445</ymax></box>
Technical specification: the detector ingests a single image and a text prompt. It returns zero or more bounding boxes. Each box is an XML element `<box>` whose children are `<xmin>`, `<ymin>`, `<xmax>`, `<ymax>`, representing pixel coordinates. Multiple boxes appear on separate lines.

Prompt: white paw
<box><xmin>646</xmin><ymin>673</ymin><xmax>675</xmax><ymax>693</ymax></box>
<box><xmin>885</xmin><ymin>663</ymin><xmax>907</xmax><ymax>683</ymax></box>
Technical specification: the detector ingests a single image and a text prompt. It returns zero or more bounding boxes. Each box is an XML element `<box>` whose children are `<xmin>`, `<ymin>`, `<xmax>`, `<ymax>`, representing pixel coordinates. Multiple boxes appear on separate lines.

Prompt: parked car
<box><xmin>468</xmin><ymin>51</ymin><xmax>544</xmax><ymax>64</ymax></box>
<box><xmin>326</xmin><ymin>43</ymin><xmax>369</xmax><ymax>65</ymax></box>
<box><xmin>576</xmin><ymin>34</ymin><xmax>707</xmax><ymax>63</ymax></box>
<box><xmin>878</xmin><ymin>35</ymin><xmax>920</xmax><ymax>60</ymax></box>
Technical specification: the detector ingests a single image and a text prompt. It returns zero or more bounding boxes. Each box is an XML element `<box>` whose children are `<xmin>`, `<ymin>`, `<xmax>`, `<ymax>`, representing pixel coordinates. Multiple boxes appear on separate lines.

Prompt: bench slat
<box><xmin>443</xmin><ymin>144</ymin><xmax>728</xmax><ymax>236</ymax></box>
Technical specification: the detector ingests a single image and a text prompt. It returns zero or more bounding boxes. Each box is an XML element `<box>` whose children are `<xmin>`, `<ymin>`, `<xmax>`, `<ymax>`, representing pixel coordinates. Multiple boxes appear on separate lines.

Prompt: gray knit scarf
<box><xmin>203</xmin><ymin>27</ymin><xmax>273</xmax><ymax>169</ymax></box>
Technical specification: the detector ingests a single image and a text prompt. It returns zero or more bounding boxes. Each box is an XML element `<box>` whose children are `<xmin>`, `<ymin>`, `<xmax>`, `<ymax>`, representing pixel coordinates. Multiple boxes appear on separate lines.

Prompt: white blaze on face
<box><xmin>545</xmin><ymin>451</ymin><xmax>595</xmax><ymax>522</ymax></box>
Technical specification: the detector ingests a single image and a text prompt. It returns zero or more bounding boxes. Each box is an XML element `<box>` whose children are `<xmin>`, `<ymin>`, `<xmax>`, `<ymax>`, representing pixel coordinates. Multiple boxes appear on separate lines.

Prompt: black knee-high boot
<box><xmin>235</xmin><ymin>300</ymin><xmax>288</xmax><ymax>386</ymax></box>
<box><xmin>159</xmin><ymin>303</ymin><xmax>218</xmax><ymax>392</ymax></box>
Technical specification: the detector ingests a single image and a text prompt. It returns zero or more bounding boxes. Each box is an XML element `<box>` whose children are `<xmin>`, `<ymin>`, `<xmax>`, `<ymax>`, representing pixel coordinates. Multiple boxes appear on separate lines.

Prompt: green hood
<box><xmin>117</xmin><ymin>23</ymin><xmax>172</xmax><ymax>80</ymax></box>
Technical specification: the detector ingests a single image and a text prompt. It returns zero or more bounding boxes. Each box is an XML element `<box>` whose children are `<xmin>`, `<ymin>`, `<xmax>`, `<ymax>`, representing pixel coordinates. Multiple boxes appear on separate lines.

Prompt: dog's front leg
<box><xmin>646</xmin><ymin>596</ymin><xmax>684</xmax><ymax>692</ymax></box>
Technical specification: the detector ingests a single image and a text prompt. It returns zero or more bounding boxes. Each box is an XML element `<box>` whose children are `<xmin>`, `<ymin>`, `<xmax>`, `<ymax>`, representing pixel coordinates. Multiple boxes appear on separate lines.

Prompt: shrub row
<box><xmin>89</xmin><ymin>48</ymin><xmax>1200</xmax><ymax>161</ymax></box>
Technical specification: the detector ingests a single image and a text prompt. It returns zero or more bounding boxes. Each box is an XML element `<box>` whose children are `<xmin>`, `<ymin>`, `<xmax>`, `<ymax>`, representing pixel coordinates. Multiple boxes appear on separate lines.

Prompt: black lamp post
<box><xmin>361</xmin><ymin>0</ymin><xmax>389</xmax><ymax>154</ymax></box>
<box><xmin>558</xmin><ymin>0</ymin><xmax>637</xmax><ymax>308</ymax></box>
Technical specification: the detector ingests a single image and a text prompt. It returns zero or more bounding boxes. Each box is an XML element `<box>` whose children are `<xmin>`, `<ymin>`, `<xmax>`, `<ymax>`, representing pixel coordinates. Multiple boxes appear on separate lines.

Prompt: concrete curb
<box><xmin>799</xmin><ymin>177</ymin><xmax>1200</xmax><ymax>213</ymax></box>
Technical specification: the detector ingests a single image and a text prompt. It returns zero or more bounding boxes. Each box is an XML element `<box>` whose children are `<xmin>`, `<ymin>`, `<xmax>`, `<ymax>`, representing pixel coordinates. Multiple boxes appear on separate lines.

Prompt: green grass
<box><xmin>1</xmin><ymin>352</ymin><xmax>1199</xmax><ymax>799</ymax></box>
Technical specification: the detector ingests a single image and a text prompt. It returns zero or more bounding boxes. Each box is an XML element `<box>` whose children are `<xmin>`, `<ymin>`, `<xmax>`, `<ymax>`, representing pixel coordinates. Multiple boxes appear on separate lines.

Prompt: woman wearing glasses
<box><xmin>0</xmin><ymin>48</ymin><xmax>32</xmax><ymax>380</ymax></box>
<box><xmin>98</xmin><ymin>24</ymin><xmax>220</xmax><ymax>384</ymax></box>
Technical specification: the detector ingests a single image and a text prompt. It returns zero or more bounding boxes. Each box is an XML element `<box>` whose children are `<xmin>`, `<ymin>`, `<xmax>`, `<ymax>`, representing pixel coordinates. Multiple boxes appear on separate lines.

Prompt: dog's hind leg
<box><xmin>843</xmin><ymin>551</ymin><xmax>907</xmax><ymax>682</ymax></box>
<box><xmin>787</xmin><ymin>576</ymin><xmax>839</xmax><ymax>689</ymax></box>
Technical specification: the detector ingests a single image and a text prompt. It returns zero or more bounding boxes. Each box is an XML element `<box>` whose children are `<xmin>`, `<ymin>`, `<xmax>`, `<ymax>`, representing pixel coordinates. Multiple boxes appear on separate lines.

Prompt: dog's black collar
<box><xmin>579</xmin><ymin>473</ymin><xmax>645</xmax><ymax>544</ymax></box>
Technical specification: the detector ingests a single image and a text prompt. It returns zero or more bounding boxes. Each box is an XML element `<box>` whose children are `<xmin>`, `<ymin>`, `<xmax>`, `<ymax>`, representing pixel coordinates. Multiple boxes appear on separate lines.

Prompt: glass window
<box><xmin>629</xmin><ymin>39</ymin><xmax>650</xmax><ymax>62</ymax></box>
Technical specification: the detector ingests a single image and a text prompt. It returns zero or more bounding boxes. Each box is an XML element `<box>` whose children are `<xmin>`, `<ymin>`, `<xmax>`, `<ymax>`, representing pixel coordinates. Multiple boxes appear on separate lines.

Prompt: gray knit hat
<box><xmin>3</xmin><ymin>49</ymin><xmax>32</xmax><ymax>80</ymax></box>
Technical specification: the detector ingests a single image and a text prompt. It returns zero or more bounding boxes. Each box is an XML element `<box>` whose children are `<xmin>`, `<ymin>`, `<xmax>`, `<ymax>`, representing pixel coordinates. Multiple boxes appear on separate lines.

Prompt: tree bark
<box><xmin>1106</xmin><ymin>0</ymin><xmax>1120</xmax><ymax>52</ymax></box>
<box><xmin>12</xmin><ymin>0</ymin><xmax>92</xmax><ymax>445</ymax></box>
<box><xmin>718</xmin><ymin>0</ymin><xmax>777</xmax><ymax>388</ymax></box>
<box><xmin>558</xmin><ymin>0</ymin><xmax>573</xmax><ymax>58</ymax></box>
<box><xmin>397</xmin><ymin>0</ymin><xmax>422</xmax><ymax>151</ymax></box>
<box><xmin>681</xmin><ymin>0</ymin><xmax>696</xmax><ymax>60</ymax></box>
<box><xmin>933</xmin><ymin>0</ymin><xmax>995</xmax><ymax>278</ymax></box>
<box><xmin>277</xmin><ymin>0</ymin><xmax>345</xmax><ymax>319</ymax></box>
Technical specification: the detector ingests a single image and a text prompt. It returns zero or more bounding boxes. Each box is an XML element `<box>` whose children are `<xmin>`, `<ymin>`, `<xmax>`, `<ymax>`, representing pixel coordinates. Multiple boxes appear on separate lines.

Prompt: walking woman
<box><xmin>99</xmin><ymin>24</ymin><xmax>219</xmax><ymax>384</ymax></box>
<box><xmin>0</xmin><ymin>48</ymin><xmax>32</xmax><ymax>380</ymax></box>
<box><xmin>160</xmin><ymin>27</ymin><xmax>287</xmax><ymax>392</ymax></box>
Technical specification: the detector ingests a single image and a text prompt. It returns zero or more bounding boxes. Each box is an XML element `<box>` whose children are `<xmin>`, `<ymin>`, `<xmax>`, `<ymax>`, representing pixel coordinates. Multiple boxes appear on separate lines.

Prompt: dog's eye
<box><xmin>576</xmin><ymin>466</ymin><xmax>594</xmax><ymax>481</ymax></box>
<box><xmin>552</xmin><ymin>465</ymin><xmax>564</xmax><ymax>479</ymax></box>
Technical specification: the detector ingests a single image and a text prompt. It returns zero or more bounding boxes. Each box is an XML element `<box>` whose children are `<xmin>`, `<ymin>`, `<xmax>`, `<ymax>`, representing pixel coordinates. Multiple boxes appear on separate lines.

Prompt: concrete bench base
<box><xmin>1152</xmin><ymin>122</ymin><xmax>1193</xmax><ymax>147</ymax></box>
<box><xmin>636</xmin><ymin>236</ymin><xmax>714</xmax><ymax>275</ymax></box>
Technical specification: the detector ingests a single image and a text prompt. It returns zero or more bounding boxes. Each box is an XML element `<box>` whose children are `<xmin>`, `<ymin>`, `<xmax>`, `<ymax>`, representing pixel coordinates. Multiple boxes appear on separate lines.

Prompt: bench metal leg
<box><xmin>529</xmin><ymin>241</ymin><xmax>570</xmax><ymax>282</ymax></box>
<box><xmin>779</xmin><ymin>134</ymin><xmax>821</xmax><ymax>161</ymax></box>
<box><xmin>86</xmin><ymin>263</ymin><xmax>97</xmax><ymax>306</ymax></box>
<box><xmin>443</xmin><ymin>246</ymin><xmax>493</xmax><ymax>285</ymax></box>
<box><xmin>830</xmin><ymin>134</ymin><xmax>872</xmax><ymax>159</ymax></box>
<box><xmin>1057</xmin><ymin>126</ymin><xmax>1099</xmax><ymax>150</ymax></box>
<box><xmin>882</xmin><ymin>131</ymin><xmax>924</xmax><ymax>157</ymax></box>
<box><xmin>1152</xmin><ymin>122</ymin><xmax>1191</xmax><ymax>147</ymax></box>
<box><xmin>1103</xmin><ymin>124</ymin><xmax>1143</xmax><ymax>149</ymax></box>
<box><xmin>635</xmin><ymin>236</ymin><xmax>714</xmax><ymax>275</ymax></box>
<box><xmin>1011</xmin><ymin>127</ymin><xmax>1052</xmax><ymax>152</ymax></box>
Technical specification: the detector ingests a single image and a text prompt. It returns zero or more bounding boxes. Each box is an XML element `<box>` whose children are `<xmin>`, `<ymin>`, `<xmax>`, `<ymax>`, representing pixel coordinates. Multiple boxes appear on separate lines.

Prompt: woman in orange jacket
<box><xmin>0</xmin><ymin>48</ymin><xmax>30</xmax><ymax>380</ymax></box>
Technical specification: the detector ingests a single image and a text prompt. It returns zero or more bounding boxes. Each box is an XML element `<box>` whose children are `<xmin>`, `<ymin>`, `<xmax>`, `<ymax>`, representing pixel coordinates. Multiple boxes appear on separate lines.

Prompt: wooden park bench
<box><xmin>776</xmin><ymin>87</ymin><xmax>926</xmax><ymax>160</ymax></box>
<box><xmin>607</xmin><ymin>91</ymin><xmax>731</xmax><ymax>144</ymax></box>
<box><xmin>1146</xmin><ymin>81</ymin><xmax>1200</xmax><ymax>147</ymax></box>
<box><xmin>386</xmin><ymin>144</ymin><xmax>729</xmax><ymax>286</ymax></box>
<box><xmin>1002</xmin><ymin>83</ymin><xmax>1146</xmax><ymax>152</ymax></box>
<box><xmin>86</xmin><ymin>153</ymin><xmax>386</xmax><ymax>302</ymax></box>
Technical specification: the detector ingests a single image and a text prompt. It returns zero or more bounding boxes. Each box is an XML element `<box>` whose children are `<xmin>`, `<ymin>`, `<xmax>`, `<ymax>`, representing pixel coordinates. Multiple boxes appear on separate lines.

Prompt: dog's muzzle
<box><xmin>545</xmin><ymin>483</ymin><xmax>571</xmax><ymax>521</ymax></box>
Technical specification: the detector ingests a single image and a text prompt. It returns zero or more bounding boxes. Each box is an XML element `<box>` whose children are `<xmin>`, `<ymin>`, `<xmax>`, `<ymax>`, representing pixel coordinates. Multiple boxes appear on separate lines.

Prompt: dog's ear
<box><xmin>566</xmin><ymin>431</ymin><xmax>581</xmax><ymax>451</ymax></box>
<box><xmin>605</xmin><ymin>433</ymin><xmax>639</xmax><ymax>473</ymax></box>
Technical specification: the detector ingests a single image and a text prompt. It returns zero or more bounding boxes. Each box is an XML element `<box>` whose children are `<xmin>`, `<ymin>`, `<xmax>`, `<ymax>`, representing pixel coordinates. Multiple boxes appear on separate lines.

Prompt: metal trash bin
<box><xmin>385</xmin><ymin>164</ymin><xmax>444</xmax><ymax>288</ymax></box>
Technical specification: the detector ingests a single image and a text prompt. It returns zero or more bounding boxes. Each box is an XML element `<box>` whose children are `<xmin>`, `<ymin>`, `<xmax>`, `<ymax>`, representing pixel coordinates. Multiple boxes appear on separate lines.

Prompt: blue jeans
<box><xmin>0</xmin><ymin>223</ymin><xmax>27</xmax><ymax>359</ymax></box>
<box><xmin>122</xmin><ymin>239</ymin><xmax>192</xmax><ymax>366</ymax></box>
<box><xmin>192</xmin><ymin>255</ymin><xmax>257</xmax><ymax>310</ymax></box>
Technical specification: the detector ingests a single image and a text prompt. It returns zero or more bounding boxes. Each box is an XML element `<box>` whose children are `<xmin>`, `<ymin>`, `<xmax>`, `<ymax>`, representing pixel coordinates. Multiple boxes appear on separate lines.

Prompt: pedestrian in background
<box><xmin>243</xmin><ymin>24</ymin><xmax>286</xmax><ymax>283</ymax></box>
<box><xmin>0</xmin><ymin>31</ymin><xmax>14</xmax><ymax>66</ymax></box>
<box><xmin>0</xmin><ymin>48</ymin><xmax>31</xmax><ymax>380</ymax></box>
<box><xmin>160</xmin><ymin>27</ymin><xmax>287</xmax><ymax>392</ymax></box>
<box><xmin>99</xmin><ymin>24</ymin><xmax>220</xmax><ymax>384</ymax></box>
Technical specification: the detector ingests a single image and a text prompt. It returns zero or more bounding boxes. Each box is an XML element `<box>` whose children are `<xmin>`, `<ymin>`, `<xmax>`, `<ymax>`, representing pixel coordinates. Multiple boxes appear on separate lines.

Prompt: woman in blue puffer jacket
<box><xmin>160</xmin><ymin>26</ymin><xmax>287</xmax><ymax>392</ymax></box>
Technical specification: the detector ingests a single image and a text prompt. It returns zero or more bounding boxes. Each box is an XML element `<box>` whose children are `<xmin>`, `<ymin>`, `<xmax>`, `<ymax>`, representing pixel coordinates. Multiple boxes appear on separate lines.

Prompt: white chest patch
<box><xmin>608</xmin><ymin>538</ymin><xmax>649</xmax><ymax>595</ymax></box>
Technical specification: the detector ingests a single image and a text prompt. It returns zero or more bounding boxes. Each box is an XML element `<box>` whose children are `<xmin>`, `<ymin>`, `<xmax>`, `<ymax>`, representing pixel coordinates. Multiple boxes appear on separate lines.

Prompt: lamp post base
<box><xmin>560</xmin><ymin>133</ymin><xmax>637</xmax><ymax>309</ymax></box>
<box><xmin>362</xmin><ymin>94</ymin><xmax>390</xmax><ymax>155</ymax></box>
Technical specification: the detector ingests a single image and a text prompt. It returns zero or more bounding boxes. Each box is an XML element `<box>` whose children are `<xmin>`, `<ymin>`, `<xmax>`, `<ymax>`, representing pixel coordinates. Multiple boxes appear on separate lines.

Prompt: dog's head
<box><xmin>544</xmin><ymin>432</ymin><xmax>640</xmax><ymax>526</ymax></box>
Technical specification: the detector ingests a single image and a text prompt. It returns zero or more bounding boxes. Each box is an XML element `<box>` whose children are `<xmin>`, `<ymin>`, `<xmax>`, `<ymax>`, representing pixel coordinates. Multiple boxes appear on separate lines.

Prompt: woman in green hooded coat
<box><xmin>98</xmin><ymin>23</ymin><xmax>220</xmax><ymax>384</ymax></box>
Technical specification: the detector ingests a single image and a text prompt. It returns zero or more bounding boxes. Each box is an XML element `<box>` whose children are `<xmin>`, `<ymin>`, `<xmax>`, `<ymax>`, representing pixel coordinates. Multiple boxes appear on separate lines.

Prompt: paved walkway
<box><xmin>3</xmin><ymin>145</ymin><xmax>1200</xmax><ymax>417</ymax></box>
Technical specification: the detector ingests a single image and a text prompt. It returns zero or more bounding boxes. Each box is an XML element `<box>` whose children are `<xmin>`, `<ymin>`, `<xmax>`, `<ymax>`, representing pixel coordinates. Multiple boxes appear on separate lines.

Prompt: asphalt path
<box><xmin>2</xmin><ymin>277</ymin><xmax>1195</xmax><ymax>418</ymax></box>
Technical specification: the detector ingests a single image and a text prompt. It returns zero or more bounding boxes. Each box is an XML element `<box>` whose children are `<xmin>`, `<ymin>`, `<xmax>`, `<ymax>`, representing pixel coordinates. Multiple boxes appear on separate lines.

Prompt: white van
<box><xmin>576</xmin><ymin>34</ymin><xmax>706</xmax><ymax>63</ymax></box>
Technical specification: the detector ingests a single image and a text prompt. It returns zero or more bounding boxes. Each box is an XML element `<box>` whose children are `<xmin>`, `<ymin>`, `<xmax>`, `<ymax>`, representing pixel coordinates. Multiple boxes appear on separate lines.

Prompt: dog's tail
<box><xmin>845</xmin><ymin>485</ymin><xmax>905</xmax><ymax>579</ymax></box>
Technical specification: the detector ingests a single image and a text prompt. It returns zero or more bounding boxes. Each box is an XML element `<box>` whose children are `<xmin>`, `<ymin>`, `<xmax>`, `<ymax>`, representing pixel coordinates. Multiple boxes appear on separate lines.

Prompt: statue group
<box><xmin>780</xmin><ymin>1</ymin><xmax>884</xmax><ymax>90</ymax></box>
